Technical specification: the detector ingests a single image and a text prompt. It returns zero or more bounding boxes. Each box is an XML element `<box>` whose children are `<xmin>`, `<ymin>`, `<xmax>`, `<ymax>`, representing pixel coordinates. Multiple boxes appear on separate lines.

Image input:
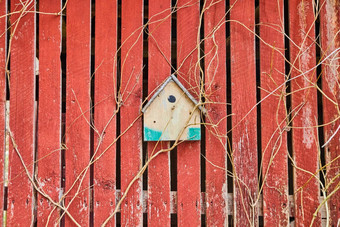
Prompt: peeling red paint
<box><xmin>320</xmin><ymin>0</ymin><xmax>340</xmax><ymax>225</ymax></box>
<box><xmin>290</xmin><ymin>0</ymin><xmax>320</xmax><ymax>226</ymax></box>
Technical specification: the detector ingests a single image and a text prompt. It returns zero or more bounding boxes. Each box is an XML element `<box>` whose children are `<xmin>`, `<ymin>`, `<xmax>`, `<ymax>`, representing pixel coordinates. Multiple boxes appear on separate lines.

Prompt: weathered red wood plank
<box><xmin>320</xmin><ymin>1</ymin><xmax>340</xmax><ymax>225</ymax></box>
<box><xmin>259</xmin><ymin>1</ymin><xmax>289</xmax><ymax>226</ymax></box>
<box><xmin>0</xmin><ymin>0</ymin><xmax>5</xmax><ymax>224</ymax></box>
<box><xmin>147</xmin><ymin>1</ymin><xmax>171</xmax><ymax>226</ymax></box>
<box><xmin>204</xmin><ymin>0</ymin><xmax>227</xmax><ymax>226</ymax></box>
<box><xmin>230</xmin><ymin>0</ymin><xmax>258</xmax><ymax>226</ymax></box>
<box><xmin>37</xmin><ymin>0</ymin><xmax>62</xmax><ymax>225</ymax></box>
<box><xmin>65</xmin><ymin>0</ymin><xmax>91</xmax><ymax>225</ymax></box>
<box><xmin>177</xmin><ymin>0</ymin><xmax>201</xmax><ymax>226</ymax></box>
<box><xmin>120</xmin><ymin>0</ymin><xmax>143</xmax><ymax>226</ymax></box>
<box><xmin>289</xmin><ymin>0</ymin><xmax>320</xmax><ymax>226</ymax></box>
<box><xmin>93</xmin><ymin>0</ymin><xmax>117</xmax><ymax>226</ymax></box>
<box><xmin>7</xmin><ymin>0</ymin><xmax>35</xmax><ymax>225</ymax></box>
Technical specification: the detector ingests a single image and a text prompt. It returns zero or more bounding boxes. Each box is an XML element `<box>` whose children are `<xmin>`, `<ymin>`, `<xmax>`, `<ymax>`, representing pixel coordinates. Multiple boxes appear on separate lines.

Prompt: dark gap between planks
<box><xmin>116</xmin><ymin>0</ymin><xmax>122</xmax><ymax>192</ymax></box>
<box><xmin>60</xmin><ymin>0</ymin><xmax>67</xmax><ymax>226</ymax></box>
<box><xmin>90</xmin><ymin>0</ymin><xmax>95</xmax><ymax>225</ymax></box>
<box><xmin>314</xmin><ymin>0</ymin><xmax>326</xmax><ymax>195</ymax></box>
<box><xmin>142</xmin><ymin>0</ymin><xmax>149</xmax><ymax>193</ymax></box>
<box><xmin>255</xmin><ymin>0</ymin><xmax>263</xmax><ymax>196</ymax></box>
<box><xmin>115</xmin><ymin>0</ymin><xmax>122</xmax><ymax>225</ymax></box>
<box><xmin>284</xmin><ymin>0</ymin><xmax>294</xmax><ymax>197</ymax></box>
<box><xmin>142</xmin><ymin>0</ymin><xmax>149</xmax><ymax>224</ymax></box>
<box><xmin>200</xmin><ymin>0</ymin><xmax>206</xmax><ymax>195</ymax></box>
<box><xmin>226</xmin><ymin>0</ymin><xmax>233</xmax><ymax>196</ymax></box>
<box><xmin>170</xmin><ymin>0</ymin><xmax>178</xmax><ymax>225</ymax></box>
<box><xmin>170</xmin><ymin>0</ymin><xmax>178</xmax><ymax>194</ymax></box>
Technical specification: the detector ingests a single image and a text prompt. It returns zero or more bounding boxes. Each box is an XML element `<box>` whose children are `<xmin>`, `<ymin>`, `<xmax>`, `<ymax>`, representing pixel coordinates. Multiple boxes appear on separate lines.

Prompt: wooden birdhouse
<box><xmin>142</xmin><ymin>75</ymin><xmax>206</xmax><ymax>141</ymax></box>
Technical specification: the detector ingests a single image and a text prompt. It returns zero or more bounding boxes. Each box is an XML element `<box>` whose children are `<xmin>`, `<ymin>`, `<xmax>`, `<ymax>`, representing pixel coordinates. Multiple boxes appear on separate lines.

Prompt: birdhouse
<box><xmin>142</xmin><ymin>75</ymin><xmax>206</xmax><ymax>141</ymax></box>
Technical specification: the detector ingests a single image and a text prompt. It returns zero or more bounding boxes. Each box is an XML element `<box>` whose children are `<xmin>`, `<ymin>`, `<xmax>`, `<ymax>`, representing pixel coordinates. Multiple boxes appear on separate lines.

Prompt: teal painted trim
<box><xmin>188</xmin><ymin>127</ymin><xmax>201</xmax><ymax>140</ymax></box>
<box><xmin>144</xmin><ymin>127</ymin><xmax>162</xmax><ymax>141</ymax></box>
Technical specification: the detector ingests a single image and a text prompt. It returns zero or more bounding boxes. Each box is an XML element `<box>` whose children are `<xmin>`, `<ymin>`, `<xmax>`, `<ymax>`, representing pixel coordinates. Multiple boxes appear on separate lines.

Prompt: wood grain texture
<box><xmin>289</xmin><ymin>0</ymin><xmax>320</xmax><ymax>226</ymax></box>
<box><xmin>230</xmin><ymin>0</ymin><xmax>258</xmax><ymax>226</ymax></box>
<box><xmin>120</xmin><ymin>0</ymin><xmax>143</xmax><ymax>226</ymax></box>
<box><xmin>7</xmin><ymin>0</ymin><xmax>35</xmax><ymax>225</ymax></box>
<box><xmin>37</xmin><ymin>0</ymin><xmax>62</xmax><ymax>225</ymax></box>
<box><xmin>320</xmin><ymin>0</ymin><xmax>340</xmax><ymax>226</ymax></box>
<box><xmin>204</xmin><ymin>0</ymin><xmax>228</xmax><ymax>226</ymax></box>
<box><xmin>0</xmin><ymin>0</ymin><xmax>6</xmax><ymax>224</ymax></box>
<box><xmin>94</xmin><ymin>0</ymin><xmax>117</xmax><ymax>226</ymax></box>
<box><xmin>259</xmin><ymin>0</ymin><xmax>289</xmax><ymax>226</ymax></box>
<box><xmin>177</xmin><ymin>0</ymin><xmax>201</xmax><ymax>226</ymax></box>
<box><xmin>65</xmin><ymin>0</ymin><xmax>91</xmax><ymax>225</ymax></box>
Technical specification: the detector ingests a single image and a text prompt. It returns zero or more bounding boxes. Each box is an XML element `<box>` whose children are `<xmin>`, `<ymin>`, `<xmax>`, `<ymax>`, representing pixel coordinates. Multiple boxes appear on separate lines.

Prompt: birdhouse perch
<box><xmin>142</xmin><ymin>75</ymin><xmax>206</xmax><ymax>141</ymax></box>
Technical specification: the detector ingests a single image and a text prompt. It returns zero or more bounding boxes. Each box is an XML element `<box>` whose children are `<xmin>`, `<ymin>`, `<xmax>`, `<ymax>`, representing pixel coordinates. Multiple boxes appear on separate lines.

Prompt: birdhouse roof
<box><xmin>142</xmin><ymin>74</ymin><xmax>206</xmax><ymax>115</ymax></box>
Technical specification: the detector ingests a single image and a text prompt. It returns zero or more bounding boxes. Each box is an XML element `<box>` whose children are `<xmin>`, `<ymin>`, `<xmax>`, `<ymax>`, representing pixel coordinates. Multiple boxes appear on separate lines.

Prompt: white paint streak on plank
<box><xmin>114</xmin><ymin>190</ymin><xmax>326</xmax><ymax>218</ymax></box>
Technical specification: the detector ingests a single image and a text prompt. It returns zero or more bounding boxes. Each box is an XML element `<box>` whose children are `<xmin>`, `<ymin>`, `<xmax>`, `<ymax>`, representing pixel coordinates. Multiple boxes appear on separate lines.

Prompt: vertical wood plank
<box><xmin>8</xmin><ymin>0</ymin><xmax>35</xmax><ymax>225</ymax></box>
<box><xmin>230</xmin><ymin>0</ymin><xmax>258</xmax><ymax>226</ymax></box>
<box><xmin>37</xmin><ymin>0</ymin><xmax>62</xmax><ymax>225</ymax></box>
<box><xmin>120</xmin><ymin>0</ymin><xmax>143</xmax><ymax>226</ymax></box>
<box><xmin>259</xmin><ymin>0</ymin><xmax>289</xmax><ymax>226</ymax></box>
<box><xmin>147</xmin><ymin>0</ymin><xmax>171</xmax><ymax>226</ymax></box>
<box><xmin>289</xmin><ymin>0</ymin><xmax>320</xmax><ymax>226</ymax></box>
<box><xmin>65</xmin><ymin>0</ymin><xmax>91</xmax><ymax>225</ymax></box>
<box><xmin>204</xmin><ymin>0</ymin><xmax>228</xmax><ymax>226</ymax></box>
<box><xmin>320</xmin><ymin>0</ymin><xmax>340</xmax><ymax>225</ymax></box>
<box><xmin>93</xmin><ymin>0</ymin><xmax>117</xmax><ymax>226</ymax></box>
<box><xmin>0</xmin><ymin>0</ymin><xmax>6</xmax><ymax>224</ymax></box>
<box><xmin>177</xmin><ymin>0</ymin><xmax>201</xmax><ymax>226</ymax></box>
